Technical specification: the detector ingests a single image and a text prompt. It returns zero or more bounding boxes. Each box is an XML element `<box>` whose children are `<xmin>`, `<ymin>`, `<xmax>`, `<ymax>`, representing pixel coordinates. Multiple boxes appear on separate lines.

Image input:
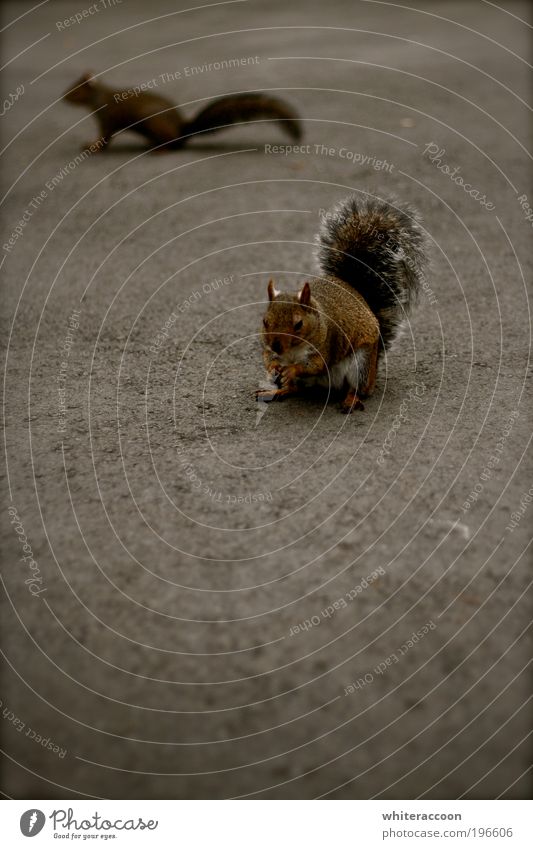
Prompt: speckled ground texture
<box><xmin>1</xmin><ymin>0</ymin><xmax>532</xmax><ymax>800</ymax></box>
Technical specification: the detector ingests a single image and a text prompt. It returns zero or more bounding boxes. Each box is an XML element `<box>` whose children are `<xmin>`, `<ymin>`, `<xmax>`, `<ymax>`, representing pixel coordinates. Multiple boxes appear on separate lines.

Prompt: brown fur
<box><xmin>256</xmin><ymin>194</ymin><xmax>428</xmax><ymax>413</ymax></box>
<box><xmin>258</xmin><ymin>277</ymin><xmax>380</xmax><ymax>412</ymax></box>
<box><xmin>62</xmin><ymin>73</ymin><xmax>302</xmax><ymax>150</ymax></box>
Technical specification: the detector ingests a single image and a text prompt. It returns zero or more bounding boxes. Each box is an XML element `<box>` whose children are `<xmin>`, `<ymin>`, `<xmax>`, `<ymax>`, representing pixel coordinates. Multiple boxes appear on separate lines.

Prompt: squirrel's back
<box><xmin>316</xmin><ymin>195</ymin><xmax>428</xmax><ymax>349</ymax></box>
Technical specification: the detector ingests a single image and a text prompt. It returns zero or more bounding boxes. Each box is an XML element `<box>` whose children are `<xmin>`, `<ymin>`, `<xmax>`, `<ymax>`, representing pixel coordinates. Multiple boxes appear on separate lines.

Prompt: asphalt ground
<box><xmin>1</xmin><ymin>0</ymin><xmax>532</xmax><ymax>799</ymax></box>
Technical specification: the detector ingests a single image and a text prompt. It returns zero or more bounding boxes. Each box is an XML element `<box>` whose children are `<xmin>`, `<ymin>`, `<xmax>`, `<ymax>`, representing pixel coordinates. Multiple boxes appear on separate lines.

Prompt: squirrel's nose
<box><xmin>271</xmin><ymin>340</ymin><xmax>282</xmax><ymax>355</ymax></box>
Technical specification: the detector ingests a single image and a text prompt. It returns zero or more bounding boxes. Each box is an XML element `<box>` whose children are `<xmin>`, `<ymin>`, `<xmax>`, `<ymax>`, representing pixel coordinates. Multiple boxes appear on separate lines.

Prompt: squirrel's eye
<box><xmin>294</xmin><ymin>319</ymin><xmax>303</xmax><ymax>331</ymax></box>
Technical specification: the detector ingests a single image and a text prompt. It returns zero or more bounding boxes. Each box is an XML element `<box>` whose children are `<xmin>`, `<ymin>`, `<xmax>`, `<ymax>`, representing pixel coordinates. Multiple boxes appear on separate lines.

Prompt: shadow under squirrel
<box><xmin>257</xmin><ymin>194</ymin><xmax>428</xmax><ymax>413</ymax></box>
<box><xmin>63</xmin><ymin>72</ymin><xmax>302</xmax><ymax>150</ymax></box>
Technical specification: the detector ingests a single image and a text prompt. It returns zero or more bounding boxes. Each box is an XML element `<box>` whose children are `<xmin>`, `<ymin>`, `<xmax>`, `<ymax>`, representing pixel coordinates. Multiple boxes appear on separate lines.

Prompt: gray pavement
<box><xmin>1</xmin><ymin>0</ymin><xmax>532</xmax><ymax>799</ymax></box>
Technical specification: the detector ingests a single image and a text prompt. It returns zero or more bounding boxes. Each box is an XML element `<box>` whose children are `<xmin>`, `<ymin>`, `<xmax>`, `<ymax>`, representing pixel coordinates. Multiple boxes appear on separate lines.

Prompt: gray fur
<box><xmin>316</xmin><ymin>194</ymin><xmax>429</xmax><ymax>349</ymax></box>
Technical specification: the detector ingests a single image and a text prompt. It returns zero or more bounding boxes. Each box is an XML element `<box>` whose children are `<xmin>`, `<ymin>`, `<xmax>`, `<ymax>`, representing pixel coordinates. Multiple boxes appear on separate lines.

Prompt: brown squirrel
<box><xmin>256</xmin><ymin>194</ymin><xmax>428</xmax><ymax>412</ymax></box>
<box><xmin>62</xmin><ymin>72</ymin><xmax>302</xmax><ymax>150</ymax></box>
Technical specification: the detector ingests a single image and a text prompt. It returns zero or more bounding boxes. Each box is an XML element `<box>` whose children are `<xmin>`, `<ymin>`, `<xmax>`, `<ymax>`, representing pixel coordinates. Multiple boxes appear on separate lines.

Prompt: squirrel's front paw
<box><xmin>255</xmin><ymin>387</ymin><xmax>286</xmax><ymax>402</ymax></box>
<box><xmin>279</xmin><ymin>364</ymin><xmax>301</xmax><ymax>387</ymax></box>
<box><xmin>266</xmin><ymin>363</ymin><xmax>283</xmax><ymax>387</ymax></box>
<box><xmin>255</xmin><ymin>388</ymin><xmax>276</xmax><ymax>402</ymax></box>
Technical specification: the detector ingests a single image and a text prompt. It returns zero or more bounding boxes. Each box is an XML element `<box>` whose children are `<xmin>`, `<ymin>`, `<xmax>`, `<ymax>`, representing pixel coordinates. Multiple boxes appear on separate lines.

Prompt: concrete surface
<box><xmin>1</xmin><ymin>0</ymin><xmax>532</xmax><ymax>799</ymax></box>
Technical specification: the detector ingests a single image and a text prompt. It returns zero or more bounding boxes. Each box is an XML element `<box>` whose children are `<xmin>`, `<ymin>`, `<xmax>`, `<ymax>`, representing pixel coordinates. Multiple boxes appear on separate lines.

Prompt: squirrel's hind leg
<box><xmin>339</xmin><ymin>342</ymin><xmax>379</xmax><ymax>412</ymax></box>
<box><xmin>340</xmin><ymin>388</ymin><xmax>364</xmax><ymax>413</ymax></box>
<box><xmin>358</xmin><ymin>341</ymin><xmax>379</xmax><ymax>399</ymax></box>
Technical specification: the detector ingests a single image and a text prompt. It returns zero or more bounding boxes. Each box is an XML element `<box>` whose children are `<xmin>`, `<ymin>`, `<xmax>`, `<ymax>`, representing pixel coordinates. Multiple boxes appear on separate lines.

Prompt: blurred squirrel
<box><xmin>256</xmin><ymin>194</ymin><xmax>428</xmax><ymax>412</ymax></box>
<box><xmin>62</xmin><ymin>72</ymin><xmax>302</xmax><ymax>150</ymax></box>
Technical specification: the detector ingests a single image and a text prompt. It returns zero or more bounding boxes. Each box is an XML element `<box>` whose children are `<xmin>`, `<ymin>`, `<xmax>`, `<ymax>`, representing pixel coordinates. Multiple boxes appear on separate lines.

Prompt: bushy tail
<box><xmin>183</xmin><ymin>92</ymin><xmax>302</xmax><ymax>142</ymax></box>
<box><xmin>317</xmin><ymin>195</ymin><xmax>428</xmax><ymax>349</ymax></box>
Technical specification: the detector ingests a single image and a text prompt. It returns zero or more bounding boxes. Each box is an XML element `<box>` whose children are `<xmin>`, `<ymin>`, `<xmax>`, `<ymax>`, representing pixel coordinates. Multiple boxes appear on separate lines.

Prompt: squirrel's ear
<box><xmin>298</xmin><ymin>282</ymin><xmax>311</xmax><ymax>305</ymax></box>
<box><xmin>267</xmin><ymin>279</ymin><xmax>280</xmax><ymax>301</ymax></box>
<box><xmin>82</xmin><ymin>72</ymin><xmax>95</xmax><ymax>84</ymax></box>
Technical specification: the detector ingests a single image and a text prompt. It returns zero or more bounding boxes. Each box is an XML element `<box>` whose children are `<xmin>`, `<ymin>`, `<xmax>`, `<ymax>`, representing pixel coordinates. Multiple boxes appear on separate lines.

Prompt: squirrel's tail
<box><xmin>182</xmin><ymin>92</ymin><xmax>302</xmax><ymax>142</ymax></box>
<box><xmin>317</xmin><ymin>195</ymin><xmax>428</xmax><ymax>349</ymax></box>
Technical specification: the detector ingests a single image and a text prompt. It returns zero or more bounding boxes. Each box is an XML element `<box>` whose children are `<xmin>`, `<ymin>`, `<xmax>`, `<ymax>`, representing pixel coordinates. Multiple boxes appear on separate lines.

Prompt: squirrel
<box><xmin>256</xmin><ymin>194</ymin><xmax>428</xmax><ymax>413</ymax></box>
<box><xmin>62</xmin><ymin>72</ymin><xmax>302</xmax><ymax>151</ymax></box>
